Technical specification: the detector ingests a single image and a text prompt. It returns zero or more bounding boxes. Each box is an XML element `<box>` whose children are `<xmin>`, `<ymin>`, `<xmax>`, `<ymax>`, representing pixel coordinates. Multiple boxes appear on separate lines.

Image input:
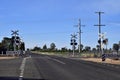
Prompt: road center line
<box><xmin>19</xmin><ymin>57</ymin><xmax>27</xmax><ymax>80</ymax></box>
<box><xmin>51</xmin><ymin>58</ymin><xmax>66</xmax><ymax>64</ymax></box>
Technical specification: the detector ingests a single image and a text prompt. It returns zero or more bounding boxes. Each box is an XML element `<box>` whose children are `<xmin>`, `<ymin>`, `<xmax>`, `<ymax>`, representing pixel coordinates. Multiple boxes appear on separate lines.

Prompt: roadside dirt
<box><xmin>0</xmin><ymin>57</ymin><xmax>17</xmax><ymax>60</ymax></box>
<box><xmin>80</xmin><ymin>58</ymin><xmax>120</xmax><ymax>65</ymax></box>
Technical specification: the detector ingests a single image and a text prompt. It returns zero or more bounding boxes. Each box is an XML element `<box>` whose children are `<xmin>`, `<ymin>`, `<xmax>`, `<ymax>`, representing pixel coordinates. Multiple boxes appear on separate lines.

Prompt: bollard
<box><xmin>102</xmin><ymin>53</ymin><xmax>106</xmax><ymax>61</ymax></box>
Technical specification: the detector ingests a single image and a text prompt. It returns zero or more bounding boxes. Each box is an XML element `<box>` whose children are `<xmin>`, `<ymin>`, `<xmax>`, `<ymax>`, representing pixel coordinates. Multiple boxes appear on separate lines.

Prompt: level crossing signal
<box><xmin>70</xmin><ymin>39</ymin><xmax>77</xmax><ymax>45</ymax></box>
<box><xmin>98</xmin><ymin>39</ymin><xmax>101</xmax><ymax>44</ymax></box>
<box><xmin>11</xmin><ymin>36</ymin><xmax>20</xmax><ymax>44</ymax></box>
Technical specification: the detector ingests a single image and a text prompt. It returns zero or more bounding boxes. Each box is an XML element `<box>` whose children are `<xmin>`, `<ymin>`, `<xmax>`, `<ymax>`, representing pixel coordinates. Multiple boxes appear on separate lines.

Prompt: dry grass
<box><xmin>0</xmin><ymin>56</ymin><xmax>17</xmax><ymax>60</ymax></box>
<box><xmin>80</xmin><ymin>58</ymin><xmax>120</xmax><ymax>65</ymax></box>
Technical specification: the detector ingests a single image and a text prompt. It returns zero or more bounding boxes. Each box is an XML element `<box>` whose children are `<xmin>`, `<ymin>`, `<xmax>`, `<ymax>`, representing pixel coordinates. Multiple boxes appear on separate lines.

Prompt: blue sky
<box><xmin>0</xmin><ymin>0</ymin><xmax>120</xmax><ymax>49</ymax></box>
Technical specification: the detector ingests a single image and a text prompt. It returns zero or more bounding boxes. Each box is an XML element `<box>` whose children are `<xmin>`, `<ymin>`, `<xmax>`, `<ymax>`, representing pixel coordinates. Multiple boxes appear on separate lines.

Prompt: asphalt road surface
<box><xmin>0</xmin><ymin>53</ymin><xmax>120</xmax><ymax>80</ymax></box>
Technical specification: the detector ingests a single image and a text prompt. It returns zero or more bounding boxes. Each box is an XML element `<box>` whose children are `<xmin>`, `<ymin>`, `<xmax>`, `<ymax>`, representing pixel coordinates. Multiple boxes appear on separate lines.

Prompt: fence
<box><xmin>6</xmin><ymin>51</ymin><xmax>21</xmax><ymax>56</ymax></box>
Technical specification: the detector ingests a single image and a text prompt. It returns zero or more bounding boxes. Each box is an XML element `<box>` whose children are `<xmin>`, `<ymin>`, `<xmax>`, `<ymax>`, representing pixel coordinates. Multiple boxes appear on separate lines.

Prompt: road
<box><xmin>0</xmin><ymin>53</ymin><xmax>120</xmax><ymax>80</ymax></box>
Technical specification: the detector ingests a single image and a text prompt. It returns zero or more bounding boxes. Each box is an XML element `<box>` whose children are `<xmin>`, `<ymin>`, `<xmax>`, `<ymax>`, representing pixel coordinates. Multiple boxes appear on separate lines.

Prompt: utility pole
<box><xmin>75</xmin><ymin>19</ymin><xmax>85</xmax><ymax>53</ymax></box>
<box><xmin>11</xmin><ymin>30</ymin><xmax>19</xmax><ymax>51</ymax></box>
<box><xmin>94</xmin><ymin>11</ymin><xmax>105</xmax><ymax>53</ymax></box>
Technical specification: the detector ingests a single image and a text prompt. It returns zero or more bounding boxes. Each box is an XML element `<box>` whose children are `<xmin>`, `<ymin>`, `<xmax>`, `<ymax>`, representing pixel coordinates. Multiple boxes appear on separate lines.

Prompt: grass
<box><xmin>31</xmin><ymin>51</ymin><xmax>101</xmax><ymax>58</ymax></box>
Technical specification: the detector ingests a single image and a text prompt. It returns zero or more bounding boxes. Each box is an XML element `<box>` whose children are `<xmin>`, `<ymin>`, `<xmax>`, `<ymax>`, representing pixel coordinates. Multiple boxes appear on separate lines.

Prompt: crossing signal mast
<box><xmin>70</xmin><ymin>33</ymin><xmax>77</xmax><ymax>56</ymax></box>
<box><xmin>11</xmin><ymin>30</ymin><xmax>20</xmax><ymax>51</ymax></box>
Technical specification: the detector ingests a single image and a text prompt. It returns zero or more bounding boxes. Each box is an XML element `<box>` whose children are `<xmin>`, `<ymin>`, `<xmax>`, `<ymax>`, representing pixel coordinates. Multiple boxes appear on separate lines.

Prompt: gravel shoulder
<box><xmin>79</xmin><ymin>58</ymin><xmax>120</xmax><ymax>65</ymax></box>
<box><xmin>0</xmin><ymin>57</ymin><xmax>17</xmax><ymax>60</ymax></box>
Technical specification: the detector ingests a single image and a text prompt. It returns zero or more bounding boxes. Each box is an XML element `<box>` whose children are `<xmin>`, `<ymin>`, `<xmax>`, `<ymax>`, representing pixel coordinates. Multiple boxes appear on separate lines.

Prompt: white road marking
<box><xmin>19</xmin><ymin>57</ymin><xmax>30</xmax><ymax>80</ymax></box>
<box><xmin>51</xmin><ymin>58</ymin><xmax>66</xmax><ymax>64</ymax></box>
<box><xmin>19</xmin><ymin>58</ymin><xmax>26</xmax><ymax>80</ymax></box>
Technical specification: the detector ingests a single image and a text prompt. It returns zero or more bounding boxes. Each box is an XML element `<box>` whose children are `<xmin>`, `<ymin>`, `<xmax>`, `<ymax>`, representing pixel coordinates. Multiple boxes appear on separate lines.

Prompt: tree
<box><xmin>78</xmin><ymin>44</ymin><xmax>84</xmax><ymax>51</ymax></box>
<box><xmin>33</xmin><ymin>46</ymin><xmax>41</xmax><ymax>51</ymax></box>
<box><xmin>92</xmin><ymin>48</ymin><xmax>96</xmax><ymax>52</ymax></box>
<box><xmin>61</xmin><ymin>47</ymin><xmax>67</xmax><ymax>52</ymax></box>
<box><xmin>96</xmin><ymin>45</ymin><xmax>100</xmax><ymax>50</ymax></box>
<box><xmin>85</xmin><ymin>46</ymin><xmax>91</xmax><ymax>51</ymax></box>
<box><xmin>1</xmin><ymin>37</ymin><xmax>11</xmax><ymax>51</ymax></box>
<box><xmin>108</xmin><ymin>48</ymin><xmax>112</xmax><ymax>53</ymax></box>
<box><xmin>43</xmin><ymin>44</ymin><xmax>47</xmax><ymax>51</ymax></box>
<box><xmin>0</xmin><ymin>43</ymin><xmax>2</xmax><ymax>48</ymax></box>
<box><xmin>50</xmin><ymin>43</ymin><xmax>56</xmax><ymax>51</ymax></box>
<box><xmin>96</xmin><ymin>45</ymin><xmax>100</xmax><ymax>53</ymax></box>
<box><xmin>20</xmin><ymin>42</ymin><xmax>25</xmax><ymax>51</ymax></box>
<box><xmin>0</xmin><ymin>43</ymin><xmax>2</xmax><ymax>54</ymax></box>
<box><xmin>113</xmin><ymin>43</ymin><xmax>119</xmax><ymax>53</ymax></box>
<box><xmin>119</xmin><ymin>41</ymin><xmax>120</xmax><ymax>47</ymax></box>
<box><xmin>92</xmin><ymin>48</ymin><xmax>97</xmax><ymax>57</ymax></box>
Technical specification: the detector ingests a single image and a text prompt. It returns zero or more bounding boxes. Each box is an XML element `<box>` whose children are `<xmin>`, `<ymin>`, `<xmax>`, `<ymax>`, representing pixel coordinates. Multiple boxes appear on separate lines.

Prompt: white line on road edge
<box><xmin>19</xmin><ymin>57</ymin><xmax>30</xmax><ymax>80</ymax></box>
<box><xmin>52</xmin><ymin>58</ymin><xmax>66</xmax><ymax>64</ymax></box>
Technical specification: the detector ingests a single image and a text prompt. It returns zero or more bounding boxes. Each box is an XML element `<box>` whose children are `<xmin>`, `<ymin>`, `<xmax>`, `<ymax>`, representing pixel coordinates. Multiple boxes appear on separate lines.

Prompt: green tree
<box><xmin>96</xmin><ymin>45</ymin><xmax>100</xmax><ymax>50</ymax></box>
<box><xmin>96</xmin><ymin>45</ymin><xmax>100</xmax><ymax>53</ymax></box>
<box><xmin>85</xmin><ymin>46</ymin><xmax>91</xmax><ymax>51</ymax></box>
<box><xmin>92</xmin><ymin>48</ymin><xmax>97</xmax><ymax>57</ymax></box>
<box><xmin>78</xmin><ymin>44</ymin><xmax>84</xmax><ymax>51</ymax></box>
<box><xmin>92</xmin><ymin>48</ymin><xmax>96</xmax><ymax>52</ymax></box>
<box><xmin>43</xmin><ymin>44</ymin><xmax>47</xmax><ymax>51</ymax></box>
<box><xmin>1</xmin><ymin>37</ymin><xmax>11</xmax><ymax>50</ymax></box>
<box><xmin>33</xmin><ymin>46</ymin><xmax>41</xmax><ymax>51</ymax></box>
<box><xmin>113</xmin><ymin>43</ymin><xmax>119</xmax><ymax>53</ymax></box>
<box><xmin>50</xmin><ymin>43</ymin><xmax>56</xmax><ymax>51</ymax></box>
<box><xmin>0</xmin><ymin>43</ymin><xmax>2</xmax><ymax>48</ymax></box>
<box><xmin>108</xmin><ymin>48</ymin><xmax>112</xmax><ymax>53</ymax></box>
<box><xmin>119</xmin><ymin>41</ymin><xmax>120</xmax><ymax>47</ymax></box>
<box><xmin>61</xmin><ymin>47</ymin><xmax>67</xmax><ymax>52</ymax></box>
<box><xmin>20</xmin><ymin>42</ymin><xmax>25</xmax><ymax>50</ymax></box>
<box><xmin>0</xmin><ymin>43</ymin><xmax>2</xmax><ymax>53</ymax></box>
